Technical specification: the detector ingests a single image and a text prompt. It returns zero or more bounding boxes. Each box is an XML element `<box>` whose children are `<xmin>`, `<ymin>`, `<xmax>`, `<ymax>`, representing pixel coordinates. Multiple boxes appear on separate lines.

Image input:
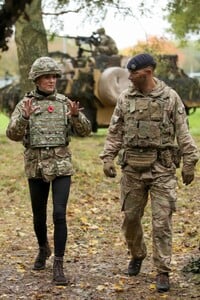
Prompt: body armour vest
<box><xmin>28</xmin><ymin>94</ymin><xmax>69</xmax><ymax>148</ymax></box>
<box><xmin>123</xmin><ymin>89</ymin><xmax>175</xmax><ymax>149</ymax></box>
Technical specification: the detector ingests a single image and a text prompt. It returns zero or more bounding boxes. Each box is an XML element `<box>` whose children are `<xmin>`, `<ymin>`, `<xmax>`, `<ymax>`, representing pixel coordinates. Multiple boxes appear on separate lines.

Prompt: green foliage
<box><xmin>166</xmin><ymin>0</ymin><xmax>200</xmax><ymax>41</ymax></box>
<box><xmin>57</xmin><ymin>0</ymin><xmax>70</xmax><ymax>4</ymax></box>
<box><xmin>0</xmin><ymin>0</ymin><xmax>32</xmax><ymax>51</ymax></box>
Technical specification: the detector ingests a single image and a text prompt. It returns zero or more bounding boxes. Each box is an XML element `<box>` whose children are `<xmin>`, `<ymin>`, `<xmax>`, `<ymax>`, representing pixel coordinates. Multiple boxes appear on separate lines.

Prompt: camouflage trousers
<box><xmin>120</xmin><ymin>163</ymin><xmax>177</xmax><ymax>273</ymax></box>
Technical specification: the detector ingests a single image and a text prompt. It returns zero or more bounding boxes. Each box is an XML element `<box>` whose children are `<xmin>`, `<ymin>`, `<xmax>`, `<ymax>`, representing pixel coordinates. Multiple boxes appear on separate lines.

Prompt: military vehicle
<box><xmin>1</xmin><ymin>35</ymin><xmax>200</xmax><ymax>132</ymax></box>
<box><xmin>40</xmin><ymin>50</ymin><xmax>200</xmax><ymax>130</ymax></box>
<box><xmin>155</xmin><ymin>54</ymin><xmax>200</xmax><ymax>115</ymax></box>
<box><xmin>55</xmin><ymin>50</ymin><xmax>200</xmax><ymax>128</ymax></box>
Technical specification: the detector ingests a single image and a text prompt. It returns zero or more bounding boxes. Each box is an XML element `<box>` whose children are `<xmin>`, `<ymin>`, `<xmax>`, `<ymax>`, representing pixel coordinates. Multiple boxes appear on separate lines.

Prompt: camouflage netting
<box><xmin>155</xmin><ymin>54</ymin><xmax>200</xmax><ymax>115</ymax></box>
<box><xmin>159</xmin><ymin>76</ymin><xmax>200</xmax><ymax>102</ymax></box>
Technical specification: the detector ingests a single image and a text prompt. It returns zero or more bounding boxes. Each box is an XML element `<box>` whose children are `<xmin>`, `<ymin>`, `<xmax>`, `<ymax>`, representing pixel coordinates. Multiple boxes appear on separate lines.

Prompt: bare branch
<box><xmin>42</xmin><ymin>6</ymin><xmax>83</xmax><ymax>16</ymax></box>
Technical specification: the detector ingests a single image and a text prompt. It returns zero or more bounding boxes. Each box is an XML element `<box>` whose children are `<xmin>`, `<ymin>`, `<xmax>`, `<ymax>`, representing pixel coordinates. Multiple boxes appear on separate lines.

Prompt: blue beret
<box><xmin>127</xmin><ymin>53</ymin><xmax>156</xmax><ymax>71</ymax></box>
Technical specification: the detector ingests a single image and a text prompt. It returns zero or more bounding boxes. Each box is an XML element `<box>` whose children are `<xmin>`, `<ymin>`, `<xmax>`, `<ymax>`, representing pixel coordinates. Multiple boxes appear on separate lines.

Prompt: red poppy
<box><xmin>47</xmin><ymin>105</ymin><xmax>54</xmax><ymax>113</ymax></box>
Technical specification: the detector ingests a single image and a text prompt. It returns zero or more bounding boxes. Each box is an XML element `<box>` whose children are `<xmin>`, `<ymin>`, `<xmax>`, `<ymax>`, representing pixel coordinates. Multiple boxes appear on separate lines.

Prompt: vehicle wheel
<box><xmin>98</xmin><ymin>67</ymin><xmax>129</xmax><ymax>106</ymax></box>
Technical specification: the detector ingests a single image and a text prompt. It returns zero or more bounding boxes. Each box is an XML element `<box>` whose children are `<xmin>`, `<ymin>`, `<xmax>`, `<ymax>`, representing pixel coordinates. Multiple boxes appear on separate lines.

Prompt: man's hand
<box><xmin>103</xmin><ymin>161</ymin><xmax>117</xmax><ymax>178</ymax></box>
<box><xmin>182</xmin><ymin>164</ymin><xmax>195</xmax><ymax>185</ymax></box>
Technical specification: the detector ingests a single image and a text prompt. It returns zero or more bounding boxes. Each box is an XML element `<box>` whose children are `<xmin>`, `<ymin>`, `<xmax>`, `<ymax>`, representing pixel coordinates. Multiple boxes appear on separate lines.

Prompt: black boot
<box><xmin>53</xmin><ymin>257</ymin><xmax>69</xmax><ymax>286</ymax></box>
<box><xmin>128</xmin><ymin>258</ymin><xmax>143</xmax><ymax>276</ymax></box>
<box><xmin>156</xmin><ymin>272</ymin><xmax>170</xmax><ymax>292</ymax></box>
<box><xmin>33</xmin><ymin>241</ymin><xmax>51</xmax><ymax>270</ymax></box>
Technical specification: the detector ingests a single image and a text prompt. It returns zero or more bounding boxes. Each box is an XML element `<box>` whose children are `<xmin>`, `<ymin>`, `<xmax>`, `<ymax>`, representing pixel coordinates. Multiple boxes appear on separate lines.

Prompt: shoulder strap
<box><xmin>56</xmin><ymin>93</ymin><xmax>67</xmax><ymax>102</ymax></box>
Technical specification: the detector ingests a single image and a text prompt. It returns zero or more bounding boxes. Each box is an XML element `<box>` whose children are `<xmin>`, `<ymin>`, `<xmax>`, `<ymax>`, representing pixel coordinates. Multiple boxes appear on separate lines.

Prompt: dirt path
<box><xmin>0</xmin><ymin>136</ymin><xmax>199</xmax><ymax>299</ymax></box>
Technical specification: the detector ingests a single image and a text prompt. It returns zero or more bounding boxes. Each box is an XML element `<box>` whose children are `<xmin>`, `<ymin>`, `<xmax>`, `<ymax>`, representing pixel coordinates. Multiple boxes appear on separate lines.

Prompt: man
<box><xmin>94</xmin><ymin>27</ymin><xmax>118</xmax><ymax>56</ymax></box>
<box><xmin>100</xmin><ymin>53</ymin><xmax>199</xmax><ymax>292</ymax></box>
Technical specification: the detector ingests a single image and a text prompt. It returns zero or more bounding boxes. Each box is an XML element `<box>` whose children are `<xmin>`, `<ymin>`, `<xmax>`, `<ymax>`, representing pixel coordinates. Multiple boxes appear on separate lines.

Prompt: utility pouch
<box><xmin>158</xmin><ymin>149</ymin><xmax>173</xmax><ymax>168</ymax></box>
<box><xmin>125</xmin><ymin>148</ymin><xmax>157</xmax><ymax>170</ymax></box>
<box><xmin>158</xmin><ymin>147</ymin><xmax>181</xmax><ymax>168</ymax></box>
<box><xmin>171</xmin><ymin>146</ymin><xmax>181</xmax><ymax>168</ymax></box>
<box><xmin>117</xmin><ymin>149</ymin><xmax>126</xmax><ymax>167</ymax></box>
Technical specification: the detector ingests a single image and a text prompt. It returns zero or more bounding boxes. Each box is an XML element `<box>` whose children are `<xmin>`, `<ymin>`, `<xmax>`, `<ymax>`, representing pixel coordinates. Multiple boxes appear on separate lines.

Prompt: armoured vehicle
<box><xmin>1</xmin><ymin>36</ymin><xmax>200</xmax><ymax>132</ymax></box>
<box><xmin>56</xmin><ymin>50</ymin><xmax>200</xmax><ymax>128</ymax></box>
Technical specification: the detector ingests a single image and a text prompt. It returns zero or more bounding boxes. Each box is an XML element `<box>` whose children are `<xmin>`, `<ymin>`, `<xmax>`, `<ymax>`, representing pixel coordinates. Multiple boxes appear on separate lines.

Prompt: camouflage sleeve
<box><xmin>70</xmin><ymin>112</ymin><xmax>91</xmax><ymax>137</ymax></box>
<box><xmin>99</xmin><ymin>95</ymin><xmax>124</xmax><ymax>162</ymax></box>
<box><xmin>6</xmin><ymin>100</ymin><xmax>29</xmax><ymax>142</ymax></box>
<box><xmin>172</xmin><ymin>90</ymin><xmax>199</xmax><ymax>166</ymax></box>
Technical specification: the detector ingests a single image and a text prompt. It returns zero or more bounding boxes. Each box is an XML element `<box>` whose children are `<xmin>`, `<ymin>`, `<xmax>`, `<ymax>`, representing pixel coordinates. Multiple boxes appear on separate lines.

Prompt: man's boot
<box><xmin>156</xmin><ymin>272</ymin><xmax>170</xmax><ymax>292</ymax></box>
<box><xmin>128</xmin><ymin>258</ymin><xmax>143</xmax><ymax>276</ymax></box>
<box><xmin>33</xmin><ymin>241</ymin><xmax>51</xmax><ymax>270</ymax></box>
<box><xmin>53</xmin><ymin>256</ymin><xmax>69</xmax><ymax>286</ymax></box>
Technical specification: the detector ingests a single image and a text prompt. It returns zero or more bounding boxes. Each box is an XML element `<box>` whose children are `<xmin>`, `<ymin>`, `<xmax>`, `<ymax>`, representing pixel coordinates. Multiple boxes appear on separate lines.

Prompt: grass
<box><xmin>0</xmin><ymin>110</ymin><xmax>199</xmax><ymax>299</ymax></box>
<box><xmin>0</xmin><ymin>113</ymin><xmax>9</xmax><ymax>135</ymax></box>
<box><xmin>188</xmin><ymin>108</ymin><xmax>200</xmax><ymax>136</ymax></box>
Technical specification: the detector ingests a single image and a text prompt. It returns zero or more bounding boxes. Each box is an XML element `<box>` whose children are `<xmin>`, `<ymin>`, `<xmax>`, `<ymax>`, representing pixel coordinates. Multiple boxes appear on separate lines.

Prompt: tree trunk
<box><xmin>15</xmin><ymin>0</ymin><xmax>48</xmax><ymax>95</ymax></box>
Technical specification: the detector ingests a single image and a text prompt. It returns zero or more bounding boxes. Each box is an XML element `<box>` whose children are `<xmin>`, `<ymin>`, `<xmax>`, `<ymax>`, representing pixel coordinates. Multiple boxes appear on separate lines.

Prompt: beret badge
<box><xmin>130</xmin><ymin>63</ymin><xmax>136</xmax><ymax>70</ymax></box>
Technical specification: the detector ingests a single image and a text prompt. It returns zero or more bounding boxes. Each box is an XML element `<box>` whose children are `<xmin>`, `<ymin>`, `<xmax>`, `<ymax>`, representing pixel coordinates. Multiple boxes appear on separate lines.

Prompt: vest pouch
<box><xmin>171</xmin><ymin>146</ymin><xmax>181</xmax><ymax>168</ymax></box>
<box><xmin>117</xmin><ymin>149</ymin><xmax>126</xmax><ymax>167</ymax></box>
<box><xmin>125</xmin><ymin>148</ymin><xmax>157</xmax><ymax>170</ymax></box>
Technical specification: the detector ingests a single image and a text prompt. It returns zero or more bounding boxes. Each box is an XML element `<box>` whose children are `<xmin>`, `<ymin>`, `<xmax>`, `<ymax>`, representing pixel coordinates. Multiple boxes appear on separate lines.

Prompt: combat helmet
<box><xmin>96</xmin><ymin>27</ymin><xmax>105</xmax><ymax>35</ymax></box>
<box><xmin>29</xmin><ymin>56</ymin><xmax>62</xmax><ymax>81</ymax></box>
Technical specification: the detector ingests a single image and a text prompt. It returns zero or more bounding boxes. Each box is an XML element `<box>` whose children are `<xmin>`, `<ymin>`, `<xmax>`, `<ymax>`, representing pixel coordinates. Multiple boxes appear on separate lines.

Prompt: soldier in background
<box><xmin>6</xmin><ymin>57</ymin><xmax>91</xmax><ymax>285</ymax></box>
<box><xmin>100</xmin><ymin>53</ymin><xmax>199</xmax><ymax>292</ymax></box>
<box><xmin>94</xmin><ymin>27</ymin><xmax>118</xmax><ymax>56</ymax></box>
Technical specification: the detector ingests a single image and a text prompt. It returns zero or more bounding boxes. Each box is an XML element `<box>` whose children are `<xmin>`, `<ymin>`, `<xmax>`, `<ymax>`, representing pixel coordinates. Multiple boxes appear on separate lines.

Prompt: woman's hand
<box><xmin>22</xmin><ymin>98</ymin><xmax>40</xmax><ymax>119</ymax></box>
<box><xmin>67</xmin><ymin>99</ymin><xmax>84</xmax><ymax>117</ymax></box>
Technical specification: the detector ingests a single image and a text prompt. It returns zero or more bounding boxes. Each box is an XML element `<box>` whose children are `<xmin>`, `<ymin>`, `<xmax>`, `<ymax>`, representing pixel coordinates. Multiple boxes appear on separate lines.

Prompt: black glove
<box><xmin>103</xmin><ymin>161</ymin><xmax>117</xmax><ymax>178</ymax></box>
<box><xmin>182</xmin><ymin>164</ymin><xmax>195</xmax><ymax>185</ymax></box>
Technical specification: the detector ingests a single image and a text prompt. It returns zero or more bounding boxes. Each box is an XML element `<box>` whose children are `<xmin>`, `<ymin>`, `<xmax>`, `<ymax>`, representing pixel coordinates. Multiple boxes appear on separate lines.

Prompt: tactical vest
<box><xmin>123</xmin><ymin>89</ymin><xmax>175</xmax><ymax>149</ymax></box>
<box><xmin>28</xmin><ymin>95</ymin><xmax>69</xmax><ymax>148</ymax></box>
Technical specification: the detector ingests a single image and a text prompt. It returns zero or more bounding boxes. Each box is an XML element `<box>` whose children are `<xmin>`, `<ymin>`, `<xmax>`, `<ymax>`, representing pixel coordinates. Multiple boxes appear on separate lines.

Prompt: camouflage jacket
<box><xmin>100</xmin><ymin>78</ymin><xmax>199</xmax><ymax>168</ymax></box>
<box><xmin>96</xmin><ymin>34</ymin><xmax>118</xmax><ymax>56</ymax></box>
<box><xmin>6</xmin><ymin>90</ymin><xmax>91</xmax><ymax>181</ymax></box>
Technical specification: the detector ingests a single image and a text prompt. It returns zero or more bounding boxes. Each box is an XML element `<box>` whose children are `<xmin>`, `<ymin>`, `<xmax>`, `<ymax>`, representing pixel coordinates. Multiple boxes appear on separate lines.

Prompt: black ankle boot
<box><xmin>33</xmin><ymin>241</ymin><xmax>51</xmax><ymax>270</ymax></box>
<box><xmin>156</xmin><ymin>272</ymin><xmax>170</xmax><ymax>292</ymax></box>
<box><xmin>53</xmin><ymin>257</ymin><xmax>69</xmax><ymax>286</ymax></box>
<box><xmin>128</xmin><ymin>258</ymin><xmax>143</xmax><ymax>276</ymax></box>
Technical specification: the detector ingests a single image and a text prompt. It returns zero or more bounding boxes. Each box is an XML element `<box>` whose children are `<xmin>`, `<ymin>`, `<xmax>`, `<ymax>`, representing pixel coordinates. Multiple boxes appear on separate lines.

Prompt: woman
<box><xmin>6</xmin><ymin>56</ymin><xmax>91</xmax><ymax>285</ymax></box>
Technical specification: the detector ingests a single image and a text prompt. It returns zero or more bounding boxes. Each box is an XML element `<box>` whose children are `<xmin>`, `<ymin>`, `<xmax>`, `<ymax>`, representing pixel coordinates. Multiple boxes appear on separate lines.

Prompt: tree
<box><xmin>15</xmin><ymin>0</ymin><xmax>48</xmax><ymax>93</ymax></box>
<box><xmin>122</xmin><ymin>35</ymin><xmax>186</xmax><ymax>75</ymax></box>
<box><xmin>166</xmin><ymin>0</ymin><xmax>200</xmax><ymax>41</ymax></box>
<box><xmin>122</xmin><ymin>36</ymin><xmax>183</xmax><ymax>57</ymax></box>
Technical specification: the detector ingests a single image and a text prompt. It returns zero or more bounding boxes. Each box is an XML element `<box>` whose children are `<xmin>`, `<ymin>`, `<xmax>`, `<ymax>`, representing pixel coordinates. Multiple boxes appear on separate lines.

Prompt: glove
<box><xmin>181</xmin><ymin>164</ymin><xmax>195</xmax><ymax>185</ymax></box>
<box><xmin>103</xmin><ymin>161</ymin><xmax>117</xmax><ymax>178</ymax></box>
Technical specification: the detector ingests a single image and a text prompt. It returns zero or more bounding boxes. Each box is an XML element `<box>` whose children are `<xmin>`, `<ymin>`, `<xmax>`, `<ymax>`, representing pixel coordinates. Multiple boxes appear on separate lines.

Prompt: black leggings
<box><xmin>28</xmin><ymin>176</ymin><xmax>71</xmax><ymax>257</ymax></box>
